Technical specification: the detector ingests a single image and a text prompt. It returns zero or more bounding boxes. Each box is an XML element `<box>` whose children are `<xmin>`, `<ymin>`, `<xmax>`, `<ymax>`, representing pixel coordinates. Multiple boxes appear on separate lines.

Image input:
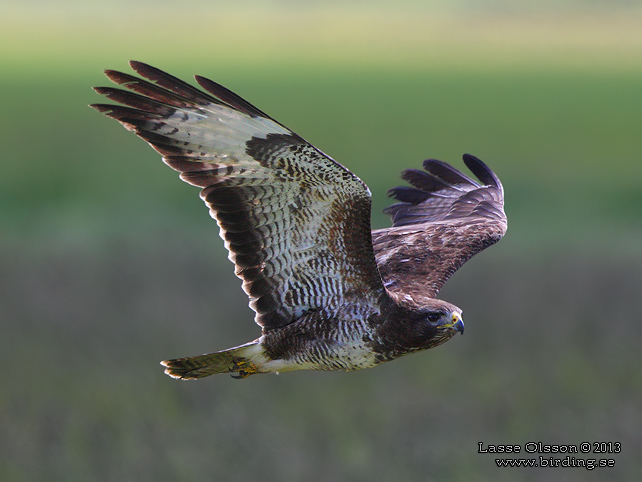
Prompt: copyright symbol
<box><xmin>580</xmin><ymin>442</ymin><xmax>591</xmax><ymax>453</ymax></box>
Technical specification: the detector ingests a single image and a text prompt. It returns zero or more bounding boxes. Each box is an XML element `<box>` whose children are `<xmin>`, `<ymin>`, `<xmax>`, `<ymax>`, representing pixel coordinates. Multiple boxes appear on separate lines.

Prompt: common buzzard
<box><xmin>91</xmin><ymin>62</ymin><xmax>507</xmax><ymax>379</ymax></box>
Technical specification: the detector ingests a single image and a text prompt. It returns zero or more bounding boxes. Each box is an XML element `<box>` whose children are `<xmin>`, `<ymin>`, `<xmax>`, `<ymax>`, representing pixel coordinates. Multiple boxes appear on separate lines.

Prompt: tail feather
<box><xmin>161</xmin><ymin>341</ymin><xmax>264</xmax><ymax>380</ymax></box>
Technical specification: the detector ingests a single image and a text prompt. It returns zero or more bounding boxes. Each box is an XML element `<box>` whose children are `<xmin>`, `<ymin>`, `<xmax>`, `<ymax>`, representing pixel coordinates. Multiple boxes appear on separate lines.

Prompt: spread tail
<box><xmin>161</xmin><ymin>341</ymin><xmax>265</xmax><ymax>380</ymax></box>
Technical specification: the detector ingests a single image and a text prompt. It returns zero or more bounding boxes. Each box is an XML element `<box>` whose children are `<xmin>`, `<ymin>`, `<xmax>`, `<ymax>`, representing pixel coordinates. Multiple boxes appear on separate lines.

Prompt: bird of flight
<box><xmin>91</xmin><ymin>62</ymin><xmax>507</xmax><ymax>380</ymax></box>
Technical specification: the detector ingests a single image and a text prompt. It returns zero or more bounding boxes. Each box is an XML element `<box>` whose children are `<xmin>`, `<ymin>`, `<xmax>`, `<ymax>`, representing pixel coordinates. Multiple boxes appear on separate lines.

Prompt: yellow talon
<box><xmin>230</xmin><ymin>357</ymin><xmax>259</xmax><ymax>379</ymax></box>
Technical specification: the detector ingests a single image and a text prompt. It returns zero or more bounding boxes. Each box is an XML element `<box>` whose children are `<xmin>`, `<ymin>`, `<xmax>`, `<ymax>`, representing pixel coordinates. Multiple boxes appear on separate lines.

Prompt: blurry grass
<box><xmin>3</xmin><ymin>2</ymin><xmax>642</xmax><ymax>75</ymax></box>
<box><xmin>2</xmin><ymin>236</ymin><xmax>641</xmax><ymax>481</ymax></box>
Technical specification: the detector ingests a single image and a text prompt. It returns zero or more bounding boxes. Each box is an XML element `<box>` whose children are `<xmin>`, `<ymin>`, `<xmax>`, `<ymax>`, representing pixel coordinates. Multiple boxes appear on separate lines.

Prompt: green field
<box><xmin>2</xmin><ymin>2</ymin><xmax>641</xmax><ymax>481</ymax></box>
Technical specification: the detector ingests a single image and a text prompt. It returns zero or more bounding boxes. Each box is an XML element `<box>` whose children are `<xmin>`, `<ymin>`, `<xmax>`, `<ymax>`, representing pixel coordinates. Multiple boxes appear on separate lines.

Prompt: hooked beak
<box><xmin>451</xmin><ymin>313</ymin><xmax>464</xmax><ymax>335</ymax></box>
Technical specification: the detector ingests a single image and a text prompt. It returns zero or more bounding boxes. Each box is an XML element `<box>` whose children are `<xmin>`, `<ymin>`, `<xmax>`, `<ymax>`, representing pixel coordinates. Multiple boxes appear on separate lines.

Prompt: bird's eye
<box><xmin>426</xmin><ymin>312</ymin><xmax>441</xmax><ymax>323</ymax></box>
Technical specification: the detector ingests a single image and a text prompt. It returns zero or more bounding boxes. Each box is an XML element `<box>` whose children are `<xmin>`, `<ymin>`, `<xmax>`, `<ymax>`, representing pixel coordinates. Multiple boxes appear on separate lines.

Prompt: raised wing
<box><xmin>372</xmin><ymin>155</ymin><xmax>507</xmax><ymax>299</ymax></box>
<box><xmin>91</xmin><ymin>61</ymin><xmax>385</xmax><ymax>331</ymax></box>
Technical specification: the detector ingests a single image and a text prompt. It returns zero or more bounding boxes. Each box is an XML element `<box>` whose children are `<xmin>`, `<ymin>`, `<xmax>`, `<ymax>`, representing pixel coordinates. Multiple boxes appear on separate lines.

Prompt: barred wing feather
<box><xmin>91</xmin><ymin>62</ymin><xmax>384</xmax><ymax>331</ymax></box>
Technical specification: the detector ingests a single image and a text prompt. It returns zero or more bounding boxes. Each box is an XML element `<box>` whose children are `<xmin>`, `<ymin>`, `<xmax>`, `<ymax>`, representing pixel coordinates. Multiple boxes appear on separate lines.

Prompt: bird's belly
<box><xmin>318</xmin><ymin>338</ymin><xmax>380</xmax><ymax>371</ymax></box>
<box><xmin>261</xmin><ymin>325</ymin><xmax>380</xmax><ymax>373</ymax></box>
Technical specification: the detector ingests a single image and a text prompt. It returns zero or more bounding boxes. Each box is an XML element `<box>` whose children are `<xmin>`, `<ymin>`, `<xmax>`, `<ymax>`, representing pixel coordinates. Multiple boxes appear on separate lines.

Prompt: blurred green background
<box><xmin>1</xmin><ymin>1</ymin><xmax>641</xmax><ymax>481</ymax></box>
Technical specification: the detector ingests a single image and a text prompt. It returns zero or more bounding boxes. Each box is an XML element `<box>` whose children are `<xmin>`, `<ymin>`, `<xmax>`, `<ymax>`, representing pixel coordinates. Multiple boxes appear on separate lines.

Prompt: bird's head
<box><xmin>383</xmin><ymin>295</ymin><xmax>464</xmax><ymax>351</ymax></box>
<box><xmin>416</xmin><ymin>299</ymin><xmax>464</xmax><ymax>347</ymax></box>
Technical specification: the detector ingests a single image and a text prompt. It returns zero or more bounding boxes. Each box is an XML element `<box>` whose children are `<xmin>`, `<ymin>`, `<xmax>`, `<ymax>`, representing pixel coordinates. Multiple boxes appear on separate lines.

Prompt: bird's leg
<box><xmin>230</xmin><ymin>356</ymin><xmax>259</xmax><ymax>379</ymax></box>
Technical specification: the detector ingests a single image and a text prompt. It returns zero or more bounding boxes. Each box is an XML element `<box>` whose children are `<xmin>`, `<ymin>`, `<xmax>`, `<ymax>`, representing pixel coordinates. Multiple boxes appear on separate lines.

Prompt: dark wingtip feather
<box><xmin>423</xmin><ymin>158</ymin><xmax>479</xmax><ymax>186</ymax></box>
<box><xmin>92</xmin><ymin>86</ymin><xmax>175</xmax><ymax>115</ymax></box>
<box><xmin>400</xmin><ymin>168</ymin><xmax>451</xmax><ymax>193</ymax></box>
<box><xmin>462</xmin><ymin>154</ymin><xmax>501</xmax><ymax>190</ymax></box>
<box><xmin>386</xmin><ymin>186</ymin><xmax>431</xmax><ymax>204</ymax></box>
<box><xmin>89</xmin><ymin>103</ymin><xmax>162</xmax><ymax>132</ymax></box>
<box><xmin>195</xmin><ymin>75</ymin><xmax>270</xmax><ymax>119</ymax></box>
<box><xmin>89</xmin><ymin>103</ymin><xmax>130</xmax><ymax>119</ymax></box>
<box><xmin>129</xmin><ymin>60</ymin><xmax>152</xmax><ymax>74</ymax></box>
<box><xmin>129</xmin><ymin>60</ymin><xmax>176</xmax><ymax>84</ymax></box>
<box><xmin>103</xmin><ymin>69</ymin><xmax>132</xmax><ymax>84</ymax></box>
<box><xmin>127</xmin><ymin>61</ymin><xmax>218</xmax><ymax>106</ymax></box>
<box><xmin>382</xmin><ymin>155</ymin><xmax>505</xmax><ymax>226</ymax></box>
<box><xmin>89</xmin><ymin>103</ymin><xmax>109</xmax><ymax>112</ymax></box>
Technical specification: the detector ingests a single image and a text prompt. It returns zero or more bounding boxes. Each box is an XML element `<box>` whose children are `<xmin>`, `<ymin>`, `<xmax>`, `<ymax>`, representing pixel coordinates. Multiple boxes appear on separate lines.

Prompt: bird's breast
<box><xmin>262</xmin><ymin>317</ymin><xmax>381</xmax><ymax>372</ymax></box>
